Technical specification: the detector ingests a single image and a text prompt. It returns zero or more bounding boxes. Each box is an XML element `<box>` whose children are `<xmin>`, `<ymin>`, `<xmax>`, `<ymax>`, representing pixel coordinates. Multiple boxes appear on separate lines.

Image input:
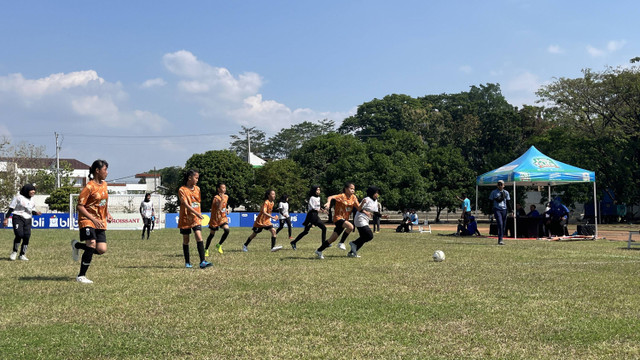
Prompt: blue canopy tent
<box><xmin>476</xmin><ymin>146</ymin><xmax>597</xmax><ymax>239</ymax></box>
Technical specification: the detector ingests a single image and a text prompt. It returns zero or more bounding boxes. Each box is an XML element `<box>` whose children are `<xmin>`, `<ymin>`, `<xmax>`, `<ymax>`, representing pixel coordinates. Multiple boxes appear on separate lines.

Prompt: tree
<box><xmin>537</xmin><ymin>65</ymin><xmax>640</xmax><ymax>205</ymax></box>
<box><xmin>249</xmin><ymin>159</ymin><xmax>308</xmax><ymax>211</ymax></box>
<box><xmin>423</xmin><ymin>146</ymin><xmax>475</xmax><ymax>222</ymax></box>
<box><xmin>184</xmin><ymin>150</ymin><xmax>254</xmax><ymax>209</ymax></box>
<box><xmin>45</xmin><ymin>186</ymin><xmax>80</xmax><ymax>212</ymax></box>
<box><xmin>291</xmin><ymin>133</ymin><xmax>368</xmax><ymax>195</ymax></box>
<box><xmin>339</xmin><ymin>94</ymin><xmax>429</xmax><ymax>136</ymax></box>
<box><xmin>265</xmin><ymin>120</ymin><xmax>335</xmax><ymax>159</ymax></box>
<box><xmin>229</xmin><ymin>126</ymin><xmax>269</xmax><ymax>160</ymax></box>
<box><xmin>153</xmin><ymin>166</ymin><xmax>183</xmax><ymax>213</ymax></box>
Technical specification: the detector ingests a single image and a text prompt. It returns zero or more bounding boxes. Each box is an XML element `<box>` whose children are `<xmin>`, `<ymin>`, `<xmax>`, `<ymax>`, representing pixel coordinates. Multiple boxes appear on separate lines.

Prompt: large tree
<box><xmin>184</xmin><ymin>150</ymin><xmax>254</xmax><ymax>209</ymax></box>
<box><xmin>249</xmin><ymin>159</ymin><xmax>308</xmax><ymax>212</ymax></box>
<box><xmin>265</xmin><ymin>120</ymin><xmax>335</xmax><ymax>160</ymax></box>
<box><xmin>537</xmin><ymin>64</ymin><xmax>640</xmax><ymax>205</ymax></box>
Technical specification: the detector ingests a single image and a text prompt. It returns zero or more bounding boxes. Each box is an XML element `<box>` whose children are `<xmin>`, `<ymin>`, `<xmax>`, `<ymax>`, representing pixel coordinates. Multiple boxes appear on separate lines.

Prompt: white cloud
<box><xmin>459</xmin><ymin>65</ymin><xmax>472</xmax><ymax>74</ymax></box>
<box><xmin>503</xmin><ymin>71</ymin><xmax>544</xmax><ymax>107</ymax></box>
<box><xmin>607</xmin><ymin>40</ymin><xmax>626</xmax><ymax>52</ymax></box>
<box><xmin>0</xmin><ymin>71</ymin><xmax>104</xmax><ymax>98</ymax></box>
<box><xmin>162</xmin><ymin>50</ymin><xmax>348</xmax><ymax>132</ymax></box>
<box><xmin>547</xmin><ymin>45</ymin><xmax>562</xmax><ymax>54</ymax></box>
<box><xmin>587</xmin><ymin>40</ymin><xmax>626</xmax><ymax>57</ymax></box>
<box><xmin>0</xmin><ymin>70</ymin><xmax>168</xmax><ymax>132</ymax></box>
<box><xmin>140</xmin><ymin>78</ymin><xmax>166</xmax><ymax>88</ymax></box>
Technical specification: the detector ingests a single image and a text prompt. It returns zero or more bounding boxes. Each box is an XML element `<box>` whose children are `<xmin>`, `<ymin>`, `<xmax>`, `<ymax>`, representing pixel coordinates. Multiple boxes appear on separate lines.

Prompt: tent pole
<box><xmin>475</xmin><ymin>185</ymin><xmax>478</xmax><ymax>216</ymax></box>
<box><xmin>513</xmin><ymin>182</ymin><xmax>517</xmax><ymax>240</ymax></box>
<box><xmin>593</xmin><ymin>181</ymin><xmax>598</xmax><ymax>239</ymax></box>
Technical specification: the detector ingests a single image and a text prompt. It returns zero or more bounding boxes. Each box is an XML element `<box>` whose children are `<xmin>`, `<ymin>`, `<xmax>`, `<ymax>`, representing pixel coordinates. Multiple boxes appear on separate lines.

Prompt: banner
<box><xmin>1</xmin><ymin>213</ymin><xmax>74</xmax><ymax>230</ymax></box>
<box><xmin>165</xmin><ymin>213</ymin><xmax>306</xmax><ymax>229</ymax></box>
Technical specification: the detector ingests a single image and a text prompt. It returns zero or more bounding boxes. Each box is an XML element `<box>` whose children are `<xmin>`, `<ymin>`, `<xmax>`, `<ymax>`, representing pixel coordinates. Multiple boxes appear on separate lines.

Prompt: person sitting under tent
<box><xmin>456</xmin><ymin>215</ymin><xmax>481</xmax><ymax>236</ymax></box>
<box><xmin>548</xmin><ymin>198</ymin><xmax>570</xmax><ymax>236</ymax></box>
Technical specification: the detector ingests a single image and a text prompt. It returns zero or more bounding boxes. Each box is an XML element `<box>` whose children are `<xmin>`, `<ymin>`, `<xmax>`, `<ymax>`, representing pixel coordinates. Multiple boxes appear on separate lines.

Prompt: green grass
<box><xmin>2</xmin><ymin>228</ymin><xmax>640</xmax><ymax>359</ymax></box>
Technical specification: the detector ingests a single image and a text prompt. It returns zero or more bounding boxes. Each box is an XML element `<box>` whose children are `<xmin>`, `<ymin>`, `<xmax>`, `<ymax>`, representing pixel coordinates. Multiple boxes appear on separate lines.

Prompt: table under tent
<box><xmin>476</xmin><ymin>146</ymin><xmax>597</xmax><ymax>239</ymax></box>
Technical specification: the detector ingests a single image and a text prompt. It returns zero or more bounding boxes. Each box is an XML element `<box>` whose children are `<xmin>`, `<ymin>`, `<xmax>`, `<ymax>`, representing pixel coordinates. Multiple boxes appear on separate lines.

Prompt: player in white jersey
<box><xmin>140</xmin><ymin>193</ymin><xmax>155</xmax><ymax>239</ymax></box>
<box><xmin>4</xmin><ymin>184</ymin><xmax>40</xmax><ymax>261</ymax></box>
<box><xmin>347</xmin><ymin>186</ymin><xmax>380</xmax><ymax>258</ymax></box>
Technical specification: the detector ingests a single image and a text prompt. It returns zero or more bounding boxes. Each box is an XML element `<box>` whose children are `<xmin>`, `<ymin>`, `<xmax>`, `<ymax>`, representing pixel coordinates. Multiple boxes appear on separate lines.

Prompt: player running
<box><xmin>243</xmin><ymin>189</ymin><xmax>283</xmax><ymax>252</ymax></box>
<box><xmin>314</xmin><ymin>182</ymin><xmax>360</xmax><ymax>259</ymax></box>
<box><xmin>205</xmin><ymin>182</ymin><xmax>230</xmax><ymax>256</ymax></box>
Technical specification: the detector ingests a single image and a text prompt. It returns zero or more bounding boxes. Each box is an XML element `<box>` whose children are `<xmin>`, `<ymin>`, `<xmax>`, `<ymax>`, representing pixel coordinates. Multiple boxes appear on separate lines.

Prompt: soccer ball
<box><xmin>433</xmin><ymin>250</ymin><xmax>445</xmax><ymax>262</ymax></box>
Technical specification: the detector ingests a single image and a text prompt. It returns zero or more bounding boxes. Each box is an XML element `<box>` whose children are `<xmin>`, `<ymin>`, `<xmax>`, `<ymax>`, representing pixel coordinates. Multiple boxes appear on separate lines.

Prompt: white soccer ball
<box><xmin>433</xmin><ymin>250</ymin><xmax>445</xmax><ymax>262</ymax></box>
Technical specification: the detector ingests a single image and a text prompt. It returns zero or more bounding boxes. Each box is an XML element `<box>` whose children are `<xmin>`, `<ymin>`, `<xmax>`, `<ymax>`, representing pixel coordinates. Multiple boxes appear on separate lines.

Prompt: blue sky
<box><xmin>1</xmin><ymin>0</ymin><xmax>637</xmax><ymax>180</ymax></box>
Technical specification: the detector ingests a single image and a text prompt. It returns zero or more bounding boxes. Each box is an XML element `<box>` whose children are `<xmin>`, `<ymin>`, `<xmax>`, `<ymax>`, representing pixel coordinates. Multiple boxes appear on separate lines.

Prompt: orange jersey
<box><xmin>178</xmin><ymin>185</ymin><xmax>201</xmax><ymax>229</ymax></box>
<box><xmin>208</xmin><ymin>194</ymin><xmax>229</xmax><ymax>227</ymax></box>
<box><xmin>253</xmin><ymin>200</ymin><xmax>274</xmax><ymax>227</ymax></box>
<box><xmin>333</xmin><ymin>193</ymin><xmax>359</xmax><ymax>222</ymax></box>
<box><xmin>77</xmin><ymin>180</ymin><xmax>109</xmax><ymax>229</ymax></box>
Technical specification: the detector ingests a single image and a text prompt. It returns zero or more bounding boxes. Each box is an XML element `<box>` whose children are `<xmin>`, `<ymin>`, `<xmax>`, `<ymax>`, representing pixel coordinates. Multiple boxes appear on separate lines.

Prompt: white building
<box><xmin>0</xmin><ymin>157</ymin><xmax>90</xmax><ymax>188</ymax></box>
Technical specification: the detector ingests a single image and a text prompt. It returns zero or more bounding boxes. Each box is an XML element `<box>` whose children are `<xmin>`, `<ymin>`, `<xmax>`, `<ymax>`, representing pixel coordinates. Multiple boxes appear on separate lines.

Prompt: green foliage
<box><xmin>265</xmin><ymin>120</ymin><xmax>335</xmax><ymax>159</ymax></box>
<box><xmin>184</xmin><ymin>150</ymin><xmax>254</xmax><ymax>209</ymax></box>
<box><xmin>44</xmin><ymin>186</ymin><xmax>80</xmax><ymax>212</ymax></box>
<box><xmin>537</xmin><ymin>65</ymin><xmax>640</xmax><ymax>205</ymax></box>
<box><xmin>249</xmin><ymin>159</ymin><xmax>308</xmax><ymax>211</ymax></box>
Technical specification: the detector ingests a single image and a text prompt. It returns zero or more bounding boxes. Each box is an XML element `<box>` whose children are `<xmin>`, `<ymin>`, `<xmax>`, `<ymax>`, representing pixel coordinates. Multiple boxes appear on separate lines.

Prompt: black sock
<box><xmin>339</xmin><ymin>232</ymin><xmax>350</xmax><ymax>244</ymax></box>
<box><xmin>78</xmin><ymin>247</ymin><xmax>95</xmax><ymax>277</ymax></box>
<box><xmin>75</xmin><ymin>241</ymin><xmax>88</xmax><ymax>251</ymax></box>
<box><xmin>244</xmin><ymin>237</ymin><xmax>253</xmax><ymax>247</ymax></box>
<box><xmin>271</xmin><ymin>237</ymin><xmax>276</xmax><ymax>249</ymax></box>
<box><xmin>183</xmin><ymin>244</ymin><xmax>190</xmax><ymax>264</ymax></box>
<box><xmin>219</xmin><ymin>229</ymin><xmax>229</xmax><ymax>245</ymax></box>
<box><xmin>197</xmin><ymin>241</ymin><xmax>205</xmax><ymax>263</ymax></box>
<box><xmin>317</xmin><ymin>241</ymin><xmax>330</xmax><ymax>252</ymax></box>
<box><xmin>205</xmin><ymin>233</ymin><xmax>215</xmax><ymax>250</ymax></box>
<box><xmin>13</xmin><ymin>237</ymin><xmax>20</xmax><ymax>253</ymax></box>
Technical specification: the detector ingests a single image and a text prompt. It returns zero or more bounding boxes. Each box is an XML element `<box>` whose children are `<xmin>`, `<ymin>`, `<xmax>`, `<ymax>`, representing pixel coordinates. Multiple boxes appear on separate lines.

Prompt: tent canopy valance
<box><xmin>476</xmin><ymin>146</ymin><xmax>595</xmax><ymax>187</ymax></box>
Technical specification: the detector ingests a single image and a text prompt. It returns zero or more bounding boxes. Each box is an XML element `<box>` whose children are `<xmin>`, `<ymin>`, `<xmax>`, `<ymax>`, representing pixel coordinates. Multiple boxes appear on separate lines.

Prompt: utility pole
<box><xmin>154</xmin><ymin>166</ymin><xmax>157</xmax><ymax>193</ymax></box>
<box><xmin>55</xmin><ymin>132</ymin><xmax>61</xmax><ymax>188</ymax></box>
<box><xmin>246</xmin><ymin>129</ymin><xmax>251</xmax><ymax>164</ymax></box>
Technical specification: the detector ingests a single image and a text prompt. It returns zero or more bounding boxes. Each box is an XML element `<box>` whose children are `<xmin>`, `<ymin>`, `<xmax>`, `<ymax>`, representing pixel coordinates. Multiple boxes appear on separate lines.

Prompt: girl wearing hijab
<box><xmin>139</xmin><ymin>193</ymin><xmax>155</xmax><ymax>239</ymax></box>
<box><xmin>290</xmin><ymin>186</ymin><xmax>327</xmax><ymax>250</ymax></box>
<box><xmin>4</xmin><ymin>184</ymin><xmax>40</xmax><ymax>261</ymax></box>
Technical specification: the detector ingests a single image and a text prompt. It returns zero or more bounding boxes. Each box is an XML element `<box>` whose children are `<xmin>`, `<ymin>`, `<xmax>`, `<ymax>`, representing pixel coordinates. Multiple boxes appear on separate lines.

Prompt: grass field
<box><xmin>2</xmin><ymin>227</ymin><xmax>640</xmax><ymax>359</ymax></box>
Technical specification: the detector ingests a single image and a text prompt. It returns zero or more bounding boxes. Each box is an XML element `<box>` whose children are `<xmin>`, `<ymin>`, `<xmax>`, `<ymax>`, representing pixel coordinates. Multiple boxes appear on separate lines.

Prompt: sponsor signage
<box><xmin>165</xmin><ymin>213</ymin><xmax>306</xmax><ymax>229</ymax></box>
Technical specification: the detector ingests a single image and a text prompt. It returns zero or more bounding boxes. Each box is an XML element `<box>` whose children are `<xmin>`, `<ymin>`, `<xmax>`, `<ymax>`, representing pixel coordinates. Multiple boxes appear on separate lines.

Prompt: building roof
<box><xmin>135</xmin><ymin>173</ymin><xmax>161</xmax><ymax>178</ymax></box>
<box><xmin>0</xmin><ymin>157</ymin><xmax>90</xmax><ymax>170</ymax></box>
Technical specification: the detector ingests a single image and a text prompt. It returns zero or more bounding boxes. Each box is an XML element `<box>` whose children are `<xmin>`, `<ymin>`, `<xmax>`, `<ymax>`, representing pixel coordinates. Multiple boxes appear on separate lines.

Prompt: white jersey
<box><xmin>278</xmin><ymin>202</ymin><xmax>290</xmax><ymax>219</ymax></box>
<box><xmin>140</xmin><ymin>200</ymin><xmax>154</xmax><ymax>218</ymax></box>
<box><xmin>307</xmin><ymin>196</ymin><xmax>321</xmax><ymax>211</ymax></box>
<box><xmin>9</xmin><ymin>194</ymin><xmax>36</xmax><ymax>219</ymax></box>
<box><xmin>355</xmin><ymin>197</ymin><xmax>378</xmax><ymax>227</ymax></box>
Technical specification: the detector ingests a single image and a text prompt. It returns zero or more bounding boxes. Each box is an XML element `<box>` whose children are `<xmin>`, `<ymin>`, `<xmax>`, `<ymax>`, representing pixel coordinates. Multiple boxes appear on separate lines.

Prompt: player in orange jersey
<box><xmin>314</xmin><ymin>182</ymin><xmax>360</xmax><ymax>259</ymax></box>
<box><xmin>178</xmin><ymin>169</ymin><xmax>211</xmax><ymax>269</ymax></box>
<box><xmin>70</xmin><ymin>160</ymin><xmax>114</xmax><ymax>284</ymax></box>
<box><xmin>205</xmin><ymin>182</ymin><xmax>230</xmax><ymax>255</ymax></box>
<box><xmin>242</xmin><ymin>189</ymin><xmax>283</xmax><ymax>252</ymax></box>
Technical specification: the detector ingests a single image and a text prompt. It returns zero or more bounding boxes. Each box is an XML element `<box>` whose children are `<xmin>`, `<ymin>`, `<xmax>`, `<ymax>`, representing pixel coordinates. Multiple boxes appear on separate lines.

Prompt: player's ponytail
<box><xmin>183</xmin><ymin>169</ymin><xmax>199</xmax><ymax>185</ymax></box>
<box><xmin>88</xmin><ymin>159</ymin><xmax>109</xmax><ymax>180</ymax></box>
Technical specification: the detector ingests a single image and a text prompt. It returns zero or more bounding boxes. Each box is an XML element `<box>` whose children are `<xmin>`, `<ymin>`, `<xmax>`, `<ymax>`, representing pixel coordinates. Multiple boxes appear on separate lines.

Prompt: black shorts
<box><xmin>333</xmin><ymin>219</ymin><xmax>348</xmax><ymax>235</ymax></box>
<box><xmin>209</xmin><ymin>223</ymin><xmax>228</xmax><ymax>231</ymax></box>
<box><xmin>252</xmin><ymin>225</ymin><xmax>273</xmax><ymax>233</ymax></box>
<box><xmin>142</xmin><ymin>217</ymin><xmax>152</xmax><ymax>227</ymax></box>
<box><xmin>12</xmin><ymin>215</ymin><xmax>32</xmax><ymax>238</ymax></box>
<box><xmin>79</xmin><ymin>227</ymin><xmax>107</xmax><ymax>243</ymax></box>
<box><xmin>180</xmin><ymin>225</ymin><xmax>202</xmax><ymax>235</ymax></box>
